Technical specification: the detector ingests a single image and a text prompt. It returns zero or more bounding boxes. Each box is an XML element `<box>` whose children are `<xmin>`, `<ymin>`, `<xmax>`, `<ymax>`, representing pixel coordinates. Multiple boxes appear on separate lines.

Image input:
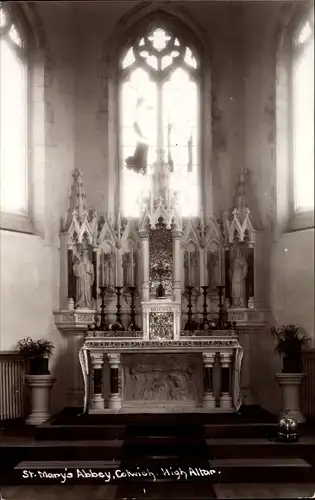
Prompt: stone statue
<box><xmin>73</xmin><ymin>248</ymin><xmax>94</xmax><ymax>309</ymax></box>
<box><xmin>122</xmin><ymin>252</ymin><xmax>132</xmax><ymax>287</ymax></box>
<box><xmin>184</xmin><ymin>251</ymin><xmax>189</xmax><ymax>288</ymax></box>
<box><xmin>190</xmin><ymin>250</ymin><xmax>199</xmax><ymax>287</ymax></box>
<box><xmin>207</xmin><ymin>249</ymin><xmax>220</xmax><ymax>288</ymax></box>
<box><xmin>229</xmin><ymin>246</ymin><xmax>248</xmax><ymax>308</ymax></box>
<box><xmin>103</xmin><ymin>251</ymin><xmax>115</xmax><ymax>287</ymax></box>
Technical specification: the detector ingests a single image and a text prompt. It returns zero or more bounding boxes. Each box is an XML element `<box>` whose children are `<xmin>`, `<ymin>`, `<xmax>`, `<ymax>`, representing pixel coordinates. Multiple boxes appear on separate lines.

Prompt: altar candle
<box><xmin>131</xmin><ymin>251</ymin><xmax>134</xmax><ymax>287</ymax></box>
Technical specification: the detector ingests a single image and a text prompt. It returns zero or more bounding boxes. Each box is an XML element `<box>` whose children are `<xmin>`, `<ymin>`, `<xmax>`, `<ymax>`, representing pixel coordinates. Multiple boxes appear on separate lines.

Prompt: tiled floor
<box><xmin>0</xmin><ymin>486</ymin><xmax>117</xmax><ymax>500</ymax></box>
<box><xmin>213</xmin><ymin>484</ymin><xmax>315</xmax><ymax>498</ymax></box>
<box><xmin>1</xmin><ymin>484</ymin><xmax>315</xmax><ymax>499</ymax></box>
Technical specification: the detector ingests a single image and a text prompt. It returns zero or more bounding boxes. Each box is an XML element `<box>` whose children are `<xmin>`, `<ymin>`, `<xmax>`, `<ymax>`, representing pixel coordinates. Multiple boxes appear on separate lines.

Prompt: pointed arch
<box><xmin>104</xmin><ymin>3</ymin><xmax>212</xmax><ymax>222</ymax></box>
<box><xmin>0</xmin><ymin>1</ymin><xmax>47</xmax><ymax>234</ymax></box>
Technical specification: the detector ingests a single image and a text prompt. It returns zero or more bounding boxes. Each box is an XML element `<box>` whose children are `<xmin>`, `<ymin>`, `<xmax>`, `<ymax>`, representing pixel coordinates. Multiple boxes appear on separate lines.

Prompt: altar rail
<box><xmin>0</xmin><ymin>352</ymin><xmax>26</xmax><ymax>420</ymax></box>
<box><xmin>301</xmin><ymin>349</ymin><xmax>315</xmax><ymax>420</ymax></box>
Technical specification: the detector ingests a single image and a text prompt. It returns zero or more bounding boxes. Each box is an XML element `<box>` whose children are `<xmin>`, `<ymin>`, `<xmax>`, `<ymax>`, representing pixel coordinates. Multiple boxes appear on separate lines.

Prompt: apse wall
<box><xmin>0</xmin><ymin>2</ymin><xmax>77</xmax><ymax>411</ymax></box>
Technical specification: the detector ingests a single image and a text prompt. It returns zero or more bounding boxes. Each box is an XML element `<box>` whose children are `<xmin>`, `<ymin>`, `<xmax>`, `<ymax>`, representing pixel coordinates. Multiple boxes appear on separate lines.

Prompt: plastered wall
<box><xmin>1</xmin><ymin>1</ymin><xmax>313</xmax><ymax>415</ymax></box>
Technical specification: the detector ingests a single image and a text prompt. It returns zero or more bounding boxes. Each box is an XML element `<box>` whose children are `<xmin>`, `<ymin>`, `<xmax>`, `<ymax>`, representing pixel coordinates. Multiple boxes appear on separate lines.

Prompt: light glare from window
<box><xmin>0</xmin><ymin>37</ymin><xmax>27</xmax><ymax>213</ymax></box>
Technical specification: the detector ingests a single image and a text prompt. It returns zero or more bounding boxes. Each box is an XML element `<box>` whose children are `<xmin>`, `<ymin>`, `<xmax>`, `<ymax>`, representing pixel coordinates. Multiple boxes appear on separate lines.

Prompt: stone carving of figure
<box><xmin>122</xmin><ymin>252</ymin><xmax>132</xmax><ymax>287</ymax></box>
<box><xmin>229</xmin><ymin>246</ymin><xmax>248</xmax><ymax>308</ymax></box>
<box><xmin>184</xmin><ymin>251</ymin><xmax>189</xmax><ymax>288</ymax></box>
<box><xmin>103</xmin><ymin>252</ymin><xmax>115</xmax><ymax>287</ymax></box>
<box><xmin>73</xmin><ymin>248</ymin><xmax>94</xmax><ymax>309</ymax></box>
<box><xmin>207</xmin><ymin>249</ymin><xmax>220</xmax><ymax>288</ymax></box>
<box><xmin>190</xmin><ymin>251</ymin><xmax>199</xmax><ymax>287</ymax></box>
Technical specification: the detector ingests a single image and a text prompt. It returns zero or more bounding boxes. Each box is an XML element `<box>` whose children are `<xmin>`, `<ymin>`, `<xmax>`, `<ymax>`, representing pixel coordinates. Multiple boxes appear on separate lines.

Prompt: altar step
<box><xmin>34</xmin><ymin>421</ymin><xmax>279</xmax><ymax>441</ymax></box>
<box><xmin>1</xmin><ymin>456</ymin><xmax>311</xmax><ymax>486</ymax></box>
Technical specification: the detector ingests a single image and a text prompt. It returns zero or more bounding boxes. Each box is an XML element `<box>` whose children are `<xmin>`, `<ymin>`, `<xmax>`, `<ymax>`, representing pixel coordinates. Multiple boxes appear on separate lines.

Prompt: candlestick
<box><xmin>113</xmin><ymin>286</ymin><xmax>124</xmax><ymax>331</ymax></box>
<box><xmin>184</xmin><ymin>285</ymin><xmax>195</xmax><ymax>331</ymax></box>
<box><xmin>131</xmin><ymin>251</ymin><xmax>134</xmax><ymax>287</ymax></box>
<box><xmin>128</xmin><ymin>286</ymin><xmax>140</xmax><ymax>331</ymax></box>
<box><xmin>100</xmin><ymin>253</ymin><xmax>104</xmax><ymax>287</ymax></box>
<box><xmin>216</xmin><ymin>285</ymin><xmax>227</xmax><ymax>330</ymax></box>
<box><xmin>99</xmin><ymin>285</ymin><xmax>108</xmax><ymax>331</ymax></box>
<box><xmin>115</xmin><ymin>255</ymin><xmax>118</xmax><ymax>287</ymax></box>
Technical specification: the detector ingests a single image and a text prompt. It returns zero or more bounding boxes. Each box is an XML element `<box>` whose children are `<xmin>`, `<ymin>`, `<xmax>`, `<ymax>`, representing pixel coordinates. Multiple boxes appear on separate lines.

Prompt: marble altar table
<box><xmin>79</xmin><ymin>332</ymin><xmax>243</xmax><ymax>414</ymax></box>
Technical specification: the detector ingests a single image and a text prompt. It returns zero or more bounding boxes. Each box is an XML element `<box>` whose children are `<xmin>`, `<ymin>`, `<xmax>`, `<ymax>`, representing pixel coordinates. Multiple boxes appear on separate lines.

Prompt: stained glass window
<box><xmin>0</xmin><ymin>2</ymin><xmax>28</xmax><ymax>214</ymax></box>
<box><xmin>120</xmin><ymin>26</ymin><xmax>200</xmax><ymax>218</ymax></box>
<box><xmin>292</xmin><ymin>14</ymin><xmax>314</xmax><ymax>212</ymax></box>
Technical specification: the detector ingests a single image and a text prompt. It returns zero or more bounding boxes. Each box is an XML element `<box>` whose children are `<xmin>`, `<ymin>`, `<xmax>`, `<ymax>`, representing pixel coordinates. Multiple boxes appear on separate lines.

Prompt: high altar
<box><xmin>54</xmin><ymin>163</ymin><xmax>268</xmax><ymax>413</ymax></box>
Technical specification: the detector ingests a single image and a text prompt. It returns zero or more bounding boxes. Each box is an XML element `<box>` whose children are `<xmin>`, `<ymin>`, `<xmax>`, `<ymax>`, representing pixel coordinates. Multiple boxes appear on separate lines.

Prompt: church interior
<box><xmin>0</xmin><ymin>0</ymin><xmax>314</xmax><ymax>499</ymax></box>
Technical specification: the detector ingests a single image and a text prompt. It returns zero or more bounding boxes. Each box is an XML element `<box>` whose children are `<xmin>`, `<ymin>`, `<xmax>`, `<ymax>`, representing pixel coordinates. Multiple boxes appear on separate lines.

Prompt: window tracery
<box><xmin>291</xmin><ymin>13</ymin><xmax>314</xmax><ymax>213</ymax></box>
<box><xmin>0</xmin><ymin>2</ymin><xmax>28</xmax><ymax>215</ymax></box>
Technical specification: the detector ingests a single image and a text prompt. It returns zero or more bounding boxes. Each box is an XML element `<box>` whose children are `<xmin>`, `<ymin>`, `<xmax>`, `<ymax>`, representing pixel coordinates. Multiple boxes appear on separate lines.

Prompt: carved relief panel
<box><xmin>123</xmin><ymin>353</ymin><xmax>203</xmax><ymax>403</ymax></box>
<box><xmin>149</xmin><ymin>224</ymin><xmax>173</xmax><ymax>297</ymax></box>
<box><xmin>100</xmin><ymin>242</ymin><xmax>116</xmax><ymax>289</ymax></box>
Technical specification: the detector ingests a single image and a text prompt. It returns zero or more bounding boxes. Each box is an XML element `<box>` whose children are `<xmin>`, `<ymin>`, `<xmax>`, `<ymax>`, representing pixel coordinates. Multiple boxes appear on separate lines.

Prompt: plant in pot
<box><xmin>17</xmin><ymin>337</ymin><xmax>55</xmax><ymax>375</ymax></box>
<box><xmin>271</xmin><ymin>324</ymin><xmax>310</xmax><ymax>373</ymax></box>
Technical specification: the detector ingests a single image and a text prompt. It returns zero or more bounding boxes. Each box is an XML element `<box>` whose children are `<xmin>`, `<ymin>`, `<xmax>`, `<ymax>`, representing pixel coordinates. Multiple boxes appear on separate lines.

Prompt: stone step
<box><xmin>0</xmin><ymin>440</ymin><xmax>123</xmax><ymax>461</ymax></box>
<box><xmin>35</xmin><ymin>424</ymin><xmax>126</xmax><ymax>441</ymax></box>
<box><xmin>206</xmin><ymin>437</ymin><xmax>315</xmax><ymax>459</ymax></box>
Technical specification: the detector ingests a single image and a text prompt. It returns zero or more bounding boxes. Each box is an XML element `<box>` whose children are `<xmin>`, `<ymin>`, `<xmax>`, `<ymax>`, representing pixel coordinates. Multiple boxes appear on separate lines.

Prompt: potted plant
<box><xmin>271</xmin><ymin>324</ymin><xmax>310</xmax><ymax>373</ymax></box>
<box><xmin>17</xmin><ymin>337</ymin><xmax>54</xmax><ymax>375</ymax></box>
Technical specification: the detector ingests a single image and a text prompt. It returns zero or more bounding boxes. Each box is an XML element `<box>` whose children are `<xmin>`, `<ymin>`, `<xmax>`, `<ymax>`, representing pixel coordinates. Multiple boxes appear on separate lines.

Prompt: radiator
<box><xmin>0</xmin><ymin>353</ymin><xmax>25</xmax><ymax>420</ymax></box>
<box><xmin>301</xmin><ymin>349</ymin><xmax>315</xmax><ymax>420</ymax></box>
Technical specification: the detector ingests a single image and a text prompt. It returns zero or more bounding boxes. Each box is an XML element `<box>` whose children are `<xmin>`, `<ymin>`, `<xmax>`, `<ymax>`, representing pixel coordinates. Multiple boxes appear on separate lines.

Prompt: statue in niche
<box><xmin>184</xmin><ymin>250</ymin><xmax>199</xmax><ymax>287</ymax></box>
<box><xmin>125</xmin><ymin>97</ymin><xmax>152</xmax><ymax>175</ymax></box>
<box><xmin>207</xmin><ymin>249</ymin><xmax>221</xmax><ymax>288</ymax></box>
<box><xmin>73</xmin><ymin>248</ymin><xmax>94</xmax><ymax>309</ymax></box>
<box><xmin>128</xmin><ymin>363</ymin><xmax>194</xmax><ymax>401</ymax></box>
<box><xmin>184</xmin><ymin>251</ymin><xmax>190</xmax><ymax>288</ymax></box>
<box><xmin>190</xmin><ymin>250</ymin><xmax>200</xmax><ymax>287</ymax></box>
<box><xmin>229</xmin><ymin>246</ymin><xmax>248</xmax><ymax>308</ymax></box>
<box><xmin>103</xmin><ymin>251</ymin><xmax>115</xmax><ymax>288</ymax></box>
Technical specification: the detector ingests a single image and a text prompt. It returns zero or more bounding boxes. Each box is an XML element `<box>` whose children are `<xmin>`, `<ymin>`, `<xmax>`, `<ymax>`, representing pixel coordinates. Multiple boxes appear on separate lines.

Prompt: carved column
<box><xmin>92</xmin><ymin>246</ymin><xmax>97</xmax><ymax>301</ymax></box>
<box><xmin>25</xmin><ymin>375</ymin><xmax>55</xmax><ymax>425</ymax></box>
<box><xmin>224</xmin><ymin>245</ymin><xmax>230</xmax><ymax>309</ymax></box>
<box><xmin>107</xmin><ymin>353</ymin><xmax>122</xmax><ymax>410</ymax></box>
<box><xmin>172</xmin><ymin>229</ymin><xmax>182</xmax><ymax>302</ymax></box>
<box><xmin>247</xmin><ymin>243</ymin><xmax>255</xmax><ymax>309</ymax></box>
<box><xmin>202</xmin><ymin>352</ymin><xmax>216</xmax><ymax>410</ymax></box>
<box><xmin>90</xmin><ymin>352</ymin><xmax>105</xmax><ymax>410</ymax></box>
<box><xmin>140</xmin><ymin>230</ymin><xmax>150</xmax><ymax>302</ymax></box>
<box><xmin>67</xmin><ymin>245</ymin><xmax>75</xmax><ymax>310</ymax></box>
<box><xmin>219</xmin><ymin>351</ymin><xmax>233</xmax><ymax>410</ymax></box>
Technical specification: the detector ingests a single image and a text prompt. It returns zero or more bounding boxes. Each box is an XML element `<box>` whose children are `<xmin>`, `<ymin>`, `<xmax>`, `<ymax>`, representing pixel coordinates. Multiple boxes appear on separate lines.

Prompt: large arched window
<box><xmin>120</xmin><ymin>24</ymin><xmax>200</xmax><ymax>218</ymax></box>
<box><xmin>0</xmin><ymin>2</ymin><xmax>28</xmax><ymax>217</ymax></box>
<box><xmin>291</xmin><ymin>12</ymin><xmax>314</xmax><ymax>214</ymax></box>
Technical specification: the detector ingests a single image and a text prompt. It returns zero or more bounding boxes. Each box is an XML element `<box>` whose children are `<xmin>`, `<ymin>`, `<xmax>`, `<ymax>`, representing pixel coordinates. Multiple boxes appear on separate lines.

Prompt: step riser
<box><xmin>207</xmin><ymin>445</ymin><xmax>315</xmax><ymax>459</ymax></box>
<box><xmin>34</xmin><ymin>426</ymin><xmax>277</xmax><ymax>441</ymax></box>
<box><xmin>35</xmin><ymin>427</ymin><xmax>126</xmax><ymax>441</ymax></box>
<box><xmin>0</xmin><ymin>447</ymin><xmax>122</xmax><ymax>461</ymax></box>
<box><xmin>3</xmin><ymin>444</ymin><xmax>314</xmax><ymax>462</ymax></box>
<box><xmin>204</xmin><ymin>426</ymin><xmax>277</xmax><ymax>439</ymax></box>
<box><xmin>1</xmin><ymin>468</ymin><xmax>312</xmax><ymax>485</ymax></box>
